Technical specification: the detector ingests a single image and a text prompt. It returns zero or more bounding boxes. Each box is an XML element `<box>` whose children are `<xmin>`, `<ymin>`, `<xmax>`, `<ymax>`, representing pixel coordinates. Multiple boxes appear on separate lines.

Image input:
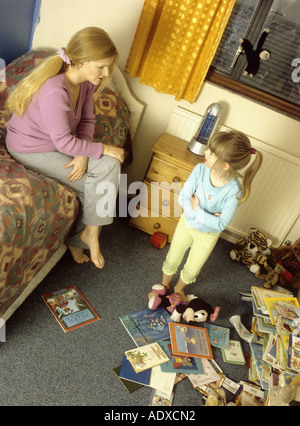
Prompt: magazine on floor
<box><xmin>169</xmin><ymin>322</ymin><xmax>213</xmax><ymax>359</ymax></box>
<box><xmin>119</xmin><ymin>307</ymin><xmax>171</xmax><ymax>346</ymax></box>
<box><xmin>42</xmin><ymin>285</ymin><xmax>100</xmax><ymax>333</ymax></box>
<box><xmin>124</xmin><ymin>342</ymin><xmax>169</xmax><ymax>373</ymax></box>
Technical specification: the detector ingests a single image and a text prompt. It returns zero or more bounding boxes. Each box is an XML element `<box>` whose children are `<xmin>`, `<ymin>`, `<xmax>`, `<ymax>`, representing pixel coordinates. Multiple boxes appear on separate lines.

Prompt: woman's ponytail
<box><xmin>6</xmin><ymin>55</ymin><xmax>64</xmax><ymax>116</ymax></box>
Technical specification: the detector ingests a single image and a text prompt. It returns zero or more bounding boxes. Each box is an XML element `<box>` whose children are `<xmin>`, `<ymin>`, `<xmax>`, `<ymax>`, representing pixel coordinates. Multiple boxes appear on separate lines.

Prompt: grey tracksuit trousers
<box><xmin>7</xmin><ymin>148</ymin><xmax>121</xmax><ymax>248</ymax></box>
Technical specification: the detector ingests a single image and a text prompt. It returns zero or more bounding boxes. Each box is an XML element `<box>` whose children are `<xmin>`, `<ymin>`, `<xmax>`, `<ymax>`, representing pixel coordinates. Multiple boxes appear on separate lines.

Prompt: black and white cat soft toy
<box><xmin>148</xmin><ymin>284</ymin><xmax>220</xmax><ymax>326</ymax></box>
<box><xmin>239</xmin><ymin>28</ymin><xmax>270</xmax><ymax>77</ymax></box>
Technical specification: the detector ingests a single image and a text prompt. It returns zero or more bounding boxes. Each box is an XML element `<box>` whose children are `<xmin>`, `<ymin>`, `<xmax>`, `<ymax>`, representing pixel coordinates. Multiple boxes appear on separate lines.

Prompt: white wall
<box><xmin>33</xmin><ymin>0</ymin><xmax>300</xmax><ymax>188</ymax></box>
<box><xmin>33</xmin><ymin>0</ymin><xmax>142</xmax><ymax>70</ymax></box>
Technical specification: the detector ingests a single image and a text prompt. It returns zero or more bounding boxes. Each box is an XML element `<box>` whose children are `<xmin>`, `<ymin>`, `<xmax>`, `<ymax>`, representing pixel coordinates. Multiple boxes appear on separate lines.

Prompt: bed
<box><xmin>0</xmin><ymin>50</ymin><xmax>144</xmax><ymax>322</ymax></box>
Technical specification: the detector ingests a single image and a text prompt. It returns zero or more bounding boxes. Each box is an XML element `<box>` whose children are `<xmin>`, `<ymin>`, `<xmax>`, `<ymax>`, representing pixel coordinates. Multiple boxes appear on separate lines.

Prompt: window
<box><xmin>206</xmin><ymin>0</ymin><xmax>300</xmax><ymax>118</ymax></box>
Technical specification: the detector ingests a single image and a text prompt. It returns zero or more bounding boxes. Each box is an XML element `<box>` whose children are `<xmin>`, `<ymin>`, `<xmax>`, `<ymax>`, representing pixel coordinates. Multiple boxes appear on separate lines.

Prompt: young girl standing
<box><xmin>6</xmin><ymin>27</ymin><xmax>124</xmax><ymax>269</ymax></box>
<box><xmin>151</xmin><ymin>130</ymin><xmax>262</xmax><ymax>300</ymax></box>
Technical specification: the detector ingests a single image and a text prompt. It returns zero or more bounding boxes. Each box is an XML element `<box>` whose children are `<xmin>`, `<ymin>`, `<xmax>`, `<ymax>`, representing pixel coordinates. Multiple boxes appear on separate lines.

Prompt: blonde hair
<box><xmin>209</xmin><ymin>130</ymin><xmax>263</xmax><ymax>204</ymax></box>
<box><xmin>7</xmin><ymin>27</ymin><xmax>118</xmax><ymax>116</ymax></box>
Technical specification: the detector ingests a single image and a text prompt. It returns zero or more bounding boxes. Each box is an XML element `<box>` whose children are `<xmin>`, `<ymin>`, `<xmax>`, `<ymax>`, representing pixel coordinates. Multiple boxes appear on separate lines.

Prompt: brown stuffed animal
<box><xmin>264</xmin><ymin>263</ymin><xmax>286</xmax><ymax>289</ymax></box>
<box><xmin>256</xmin><ymin>261</ymin><xmax>286</xmax><ymax>288</ymax></box>
<box><xmin>268</xmin><ymin>238</ymin><xmax>300</xmax><ymax>289</ymax></box>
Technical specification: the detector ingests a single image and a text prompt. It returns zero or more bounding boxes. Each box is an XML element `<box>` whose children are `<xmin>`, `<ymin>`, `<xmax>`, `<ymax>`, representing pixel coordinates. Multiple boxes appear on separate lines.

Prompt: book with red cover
<box><xmin>169</xmin><ymin>322</ymin><xmax>213</xmax><ymax>359</ymax></box>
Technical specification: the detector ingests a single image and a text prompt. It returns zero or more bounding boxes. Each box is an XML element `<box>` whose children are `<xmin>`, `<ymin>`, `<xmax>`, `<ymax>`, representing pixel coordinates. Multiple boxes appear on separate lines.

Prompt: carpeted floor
<box><xmin>1</xmin><ymin>217</ymin><xmax>263</xmax><ymax>407</ymax></box>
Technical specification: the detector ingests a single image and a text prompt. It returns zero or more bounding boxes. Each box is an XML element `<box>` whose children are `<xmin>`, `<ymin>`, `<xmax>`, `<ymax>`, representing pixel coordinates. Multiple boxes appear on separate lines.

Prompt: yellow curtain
<box><xmin>125</xmin><ymin>0</ymin><xmax>235</xmax><ymax>103</ymax></box>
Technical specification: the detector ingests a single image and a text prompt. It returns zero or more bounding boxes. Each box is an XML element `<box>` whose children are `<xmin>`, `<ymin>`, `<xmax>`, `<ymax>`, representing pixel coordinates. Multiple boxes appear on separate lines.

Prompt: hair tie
<box><xmin>251</xmin><ymin>148</ymin><xmax>257</xmax><ymax>155</ymax></box>
<box><xmin>58</xmin><ymin>47</ymin><xmax>71</xmax><ymax>65</ymax></box>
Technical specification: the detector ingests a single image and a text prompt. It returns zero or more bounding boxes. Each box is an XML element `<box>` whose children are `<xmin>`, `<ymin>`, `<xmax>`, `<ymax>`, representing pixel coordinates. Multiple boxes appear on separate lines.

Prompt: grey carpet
<box><xmin>1</xmin><ymin>217</ymin><xmax>262</xmax><ymax>406</ymax></box>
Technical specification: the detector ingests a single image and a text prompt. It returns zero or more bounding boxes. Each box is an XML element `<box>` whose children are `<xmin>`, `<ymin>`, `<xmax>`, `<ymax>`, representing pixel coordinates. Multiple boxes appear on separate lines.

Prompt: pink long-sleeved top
<box><xmin>6</xmin><ymin>74</ymin><xmax>103</xmax><ymax>158</ymax></box>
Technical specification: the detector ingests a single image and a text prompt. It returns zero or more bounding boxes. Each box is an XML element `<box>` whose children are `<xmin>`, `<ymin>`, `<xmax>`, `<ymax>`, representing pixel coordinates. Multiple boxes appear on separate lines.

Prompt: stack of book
<box><xmin>114</xmin><ymin>306</ymin><xmax>267</xmax><ymax>406</ymax></box>
<box><xmin>248</xmin><ymin>286</ymin><xmax>300</xmax><ymax>405</ymax></box>
<box><xmin>42</xmin><ymin>285</ymin><xmax>300</xmax><ymax>405</ymax></box>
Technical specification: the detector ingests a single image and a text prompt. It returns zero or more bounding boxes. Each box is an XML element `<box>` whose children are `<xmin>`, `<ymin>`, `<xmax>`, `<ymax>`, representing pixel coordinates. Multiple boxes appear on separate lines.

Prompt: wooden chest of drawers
<box><xmin>129</xmin><ymin>133</ymin><xmax>204</xmax><ymax>241</ymax></box>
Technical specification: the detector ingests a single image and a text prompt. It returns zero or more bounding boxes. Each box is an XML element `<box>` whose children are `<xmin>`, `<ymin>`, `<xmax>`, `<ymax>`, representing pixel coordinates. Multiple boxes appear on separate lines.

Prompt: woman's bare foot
<box><xmin>80</xmin><ymin>225</ymin><xmax>104</xmax><ymax>269</ymax></box>
<box><xmin>68</xmin><ymin>246</ymin><xmax>90</xmax><ymax>264</ymax></box>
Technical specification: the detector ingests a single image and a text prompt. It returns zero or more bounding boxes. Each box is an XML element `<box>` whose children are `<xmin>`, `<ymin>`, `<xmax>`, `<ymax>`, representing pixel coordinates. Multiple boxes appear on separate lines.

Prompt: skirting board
<box><xmin>2</xmin><ymin>244</ymin><xmax>67</xmax><ymax>323</ymax></box>
<box><xmin>220</xmin><ymin>229</ymin><xmax>243</xmax><ymax>244</ymax></box>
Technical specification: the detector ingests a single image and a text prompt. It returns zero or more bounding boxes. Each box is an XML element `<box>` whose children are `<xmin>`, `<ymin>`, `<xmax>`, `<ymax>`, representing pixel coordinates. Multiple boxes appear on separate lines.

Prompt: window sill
<box><xmin>206</xmin><ymin>71</ymin><xmax>300</xmax><ymax>120</ymax></box>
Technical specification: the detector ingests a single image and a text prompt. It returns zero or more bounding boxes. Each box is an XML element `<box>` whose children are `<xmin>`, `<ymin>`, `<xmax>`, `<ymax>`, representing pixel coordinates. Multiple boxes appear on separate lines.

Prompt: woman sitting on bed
<box><xmin>6</xmin><ymin>26</ymin><xmax>124</xmax><ymax>270</ymax></box>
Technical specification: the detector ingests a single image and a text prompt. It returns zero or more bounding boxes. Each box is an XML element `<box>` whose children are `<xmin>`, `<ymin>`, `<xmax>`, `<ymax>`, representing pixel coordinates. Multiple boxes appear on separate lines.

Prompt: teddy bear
<box><xmin>230</xmin><ymin>228</ymin><xmax>272</xmax><ymax>274</ymax></box>
<box><xmin>148</xmin><ymin>284</ymin><xmax>219</xmax><ymax>326</ymax></box>
<box><xmin>267</xmin><ymin>238</ymin><xmax>300</xmax><ymax>289</ymax></box>
<box><xmin>255</xmin><ymin>261</ymin><xmax>286</xmax><ymax>289</ymax></box>
<box><xmin>263</xmin><ymin>263</ymin><xmax>286</xmax><ymax>289</ymax></box>
<box><xmin>239</xmin><ymin>28</ymin><xmax>270</xmax><ymax>77</ymax></box>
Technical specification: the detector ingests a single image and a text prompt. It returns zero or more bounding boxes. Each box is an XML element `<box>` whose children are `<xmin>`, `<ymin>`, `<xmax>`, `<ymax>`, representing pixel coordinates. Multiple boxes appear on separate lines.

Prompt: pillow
<box><xmin>0</xmin><ymin>50</ymin><xmax>132</xmax><ymax>165</ymax></box>
<box><xmin>93</xmin><ymin>86</ymin><xmax>132</xmax><ymax>167</ymax></box>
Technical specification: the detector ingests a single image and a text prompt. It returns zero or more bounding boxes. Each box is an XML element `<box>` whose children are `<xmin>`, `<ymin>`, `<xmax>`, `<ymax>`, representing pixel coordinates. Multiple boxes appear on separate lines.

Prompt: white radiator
<box><xmin>166</xmin><ymin>106</ymin><xmax>300</xmax><ymax>246</ymax></box>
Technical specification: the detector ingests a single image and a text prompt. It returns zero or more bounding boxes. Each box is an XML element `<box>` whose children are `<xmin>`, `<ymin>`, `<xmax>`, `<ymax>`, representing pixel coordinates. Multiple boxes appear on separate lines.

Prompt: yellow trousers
<box><xmin>162</xmin><ymin>214</ymin><xmax>220</xmax><ymax>285</ymax></box>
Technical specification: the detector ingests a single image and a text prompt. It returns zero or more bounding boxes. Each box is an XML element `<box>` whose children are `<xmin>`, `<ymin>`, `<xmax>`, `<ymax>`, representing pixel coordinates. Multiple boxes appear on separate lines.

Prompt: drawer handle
<box><xmin>162</xmin><ymin>199</ymin><xmax>170</xmax><ymax>207</ymax></box>
<box><xmin>173</xmin><ymin>176</ymin><xmax>180</xmax><ymax>182</ymax></box>
<box><xmin>153</xmin><ymin>222</ymin><xmax>161</xmax><ymax>229</ymax></box>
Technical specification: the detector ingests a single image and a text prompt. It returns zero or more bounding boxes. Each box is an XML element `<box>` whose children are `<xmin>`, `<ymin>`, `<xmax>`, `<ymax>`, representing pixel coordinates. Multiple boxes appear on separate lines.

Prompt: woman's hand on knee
<box><xmin>102</xmin><ymin>145</ymin><xmax>124</xmax><ymax>164</ymax></box>
<box><xmin>64</xmin><ymin>156</ymin><xmax>88</xmax><ymax>182</ymax></box>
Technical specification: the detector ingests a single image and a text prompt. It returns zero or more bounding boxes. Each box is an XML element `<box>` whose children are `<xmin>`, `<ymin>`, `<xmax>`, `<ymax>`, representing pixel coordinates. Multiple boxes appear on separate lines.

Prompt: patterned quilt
<box><xmin>0</xmin><ymin>144</ymin><xmax>79</xmax><ymax>317</ymax></box>
<box><xmin>0</xmin><ymin>51</ymin><xmax>131</xmax><ymax>319</ymax></box>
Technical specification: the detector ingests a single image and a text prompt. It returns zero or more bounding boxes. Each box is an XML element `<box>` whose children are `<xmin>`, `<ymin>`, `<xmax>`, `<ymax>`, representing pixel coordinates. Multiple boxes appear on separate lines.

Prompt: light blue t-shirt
<box><xmin>178</xmin><ymin>163</ymin><xmax>241</xmax><ymax>233</ymax></box>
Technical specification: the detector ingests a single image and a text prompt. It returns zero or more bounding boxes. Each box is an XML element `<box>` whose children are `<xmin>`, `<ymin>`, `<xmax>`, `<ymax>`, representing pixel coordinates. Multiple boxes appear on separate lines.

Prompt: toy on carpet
<box><xmin>267</xmin><ymin>238</ymin><xmax>300</xmax><ymax>289</ymax></box>
<box><xmin>255</xmin><ymin>261</ymin><xmax>286</xmax><ymax>289</ymax></box>
<box><xmin>239</xmin><ymin>28</ymin><xmax>270</xmax><ymax>77</ymax></box>
<box><xmin>230</xmin><ymin>228</ymin><xmax>272</xmax><ymax>274</ymax></box>
<box><xmin>229</xmin><ymin>315</ymin><xmax>258</xmax><ymax>344</ymax></box>
<box><xmin>269</xmin><ymin>372</ymin><xmax>300</xmax><ymax>406</ymax></box>
<box><xmin>150</xmin><ymin>232</ymin><xmax>168</xmax><ymax>249</ymax></box>
<box><xmin>148</xmin><ymin>284</ymin><xmax>220</xmax><ymax>326</ymax></box>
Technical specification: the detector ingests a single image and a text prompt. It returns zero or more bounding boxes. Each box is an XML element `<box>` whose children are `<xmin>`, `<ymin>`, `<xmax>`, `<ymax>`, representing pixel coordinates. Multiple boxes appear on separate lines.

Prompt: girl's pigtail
<box><xmin>240</xmin><ymin>150</ymin><xmax>263</xmax><ymax>203</ymax></box>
